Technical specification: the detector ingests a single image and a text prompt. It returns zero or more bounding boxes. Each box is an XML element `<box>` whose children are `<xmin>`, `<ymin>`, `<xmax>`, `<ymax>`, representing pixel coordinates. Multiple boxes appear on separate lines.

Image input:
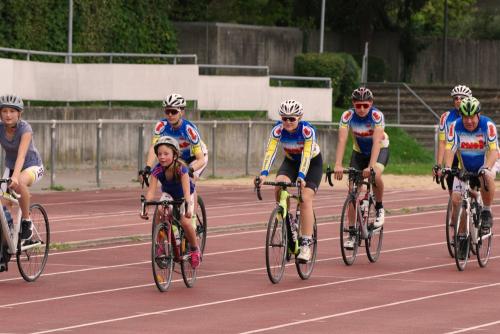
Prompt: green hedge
<box><xmin>353</xmin><ymin>54</ymin><xmax>388</xmax><ymax>82</ymax></box>
<box><xmin>294</xmin><ymin>52</ymin><xmax>360</xmax><ymax>107</ymax></box>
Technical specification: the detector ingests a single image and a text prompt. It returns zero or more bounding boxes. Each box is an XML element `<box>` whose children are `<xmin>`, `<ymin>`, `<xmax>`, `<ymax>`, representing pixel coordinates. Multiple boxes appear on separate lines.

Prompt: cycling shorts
<box><xmin>277</xmin><ymin>153</ymin><xmax>323</xmax><ymax>193</ymax></box>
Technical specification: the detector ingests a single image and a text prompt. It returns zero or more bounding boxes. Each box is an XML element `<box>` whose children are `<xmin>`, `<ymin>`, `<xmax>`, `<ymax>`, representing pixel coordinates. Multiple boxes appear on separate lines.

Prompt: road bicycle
<box><xmin>141</xmin><ymin>195</ymin><xmax>206</xmax><ymax>292</ymax></box>
<box><xmin>0</xmin><ymin>179</ymin><xmax>50</xmax><ymax>281</ymax></box>
<box><xmin>441</xmin><ymin>169</ymin><xmax>492</xmax><ymax>271</ymax></box>
<box><xmin>254</xmin><ymin>178</ymin><xmax>317</xmax><ymax>284</ymax></box>
<box><xmin>433</xmin><ymin>165</ymin><xmax>457</xmax><ymax>258</ymax></box>
<box><xmin>326</xmin><ymin>167</ymin><xmax>383</xmax><ymax>265</ymax></box>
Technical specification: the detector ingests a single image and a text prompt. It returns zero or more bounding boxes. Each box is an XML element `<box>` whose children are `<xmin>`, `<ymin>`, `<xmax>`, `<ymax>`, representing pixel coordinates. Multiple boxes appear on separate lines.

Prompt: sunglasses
<box><xmin>281</xmin><ymin>116</ymin><xmax>297</xmax><ymax>122</ymax></box>
<box><xmin>354</xmin><ymin>103</ymin><xmax>370</xmax><ymax>109</ymax></box>
<box><xmin>453</xmin><ymin>96</ymin><xmax>465</xmax><ymax>101</ymax></box>
<box><xmin>164</xmin><ymin>108</ymin><xmax>180</xmax><ymax>116</ymax></box>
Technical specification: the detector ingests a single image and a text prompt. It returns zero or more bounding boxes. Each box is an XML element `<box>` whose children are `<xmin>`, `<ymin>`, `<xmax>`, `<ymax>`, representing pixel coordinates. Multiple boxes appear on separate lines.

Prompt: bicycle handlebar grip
<box><xmin>254</xmin><ymin>176</ymin><xmax>263</xmax><ymax>201</ymax></box>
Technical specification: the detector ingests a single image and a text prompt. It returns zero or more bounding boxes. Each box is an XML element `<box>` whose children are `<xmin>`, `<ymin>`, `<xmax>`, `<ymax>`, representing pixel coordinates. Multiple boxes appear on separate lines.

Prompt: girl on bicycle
<box><xmin>258</xmin><ymin>100</ymin><xmax>322</xmax><ymax>263</ymax></box>
<box><xmin>0</xmin><ymin>94</ymin><xmax>44</xmax><ymax>241</ymax></box>
<box><xmin>141</xmin><ymin>136</ymin><xmax>201</xmax><ymax>269</ymax></box>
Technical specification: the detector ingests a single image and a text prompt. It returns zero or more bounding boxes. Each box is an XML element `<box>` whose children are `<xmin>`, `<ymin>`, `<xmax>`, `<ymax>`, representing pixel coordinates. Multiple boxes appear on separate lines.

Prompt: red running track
<box><xmin>1</xmin><ymin>184</ymin><xmax>500</xmax><ymax>333</ymax></box>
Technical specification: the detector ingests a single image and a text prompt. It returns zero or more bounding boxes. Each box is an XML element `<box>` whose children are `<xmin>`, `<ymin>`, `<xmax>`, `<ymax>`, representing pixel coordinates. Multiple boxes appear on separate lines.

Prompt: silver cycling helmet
<box><xmin>0</xmin><ymin>94</ymin><xmax>24</xmax><ymax>111</ymax></box>
<box><xmin>162</xmin><ymin>93</ymin><xmax>186</xmax><ymax>108</ymax></box>
<box><xmin>279</xmin><ymin>100</ymin><xmax>303</xmax><ymax>116</ymax></box>
<box><xmin>451</xmin><ymin>85</ymin><xmax>472</xmax><ymax>98</ymax></box>
<box><xmin>154</xmin><ymin>136</ymin><xmax>180</xmax><ymax>156</ymax></box>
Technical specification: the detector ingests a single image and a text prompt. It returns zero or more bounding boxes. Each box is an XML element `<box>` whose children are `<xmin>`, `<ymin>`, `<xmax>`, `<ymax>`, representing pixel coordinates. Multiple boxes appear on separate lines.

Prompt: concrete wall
<box><xmin>0</xmin><ymin>58</ymin><xmax>332</xmax><ymax>121</ymax></box>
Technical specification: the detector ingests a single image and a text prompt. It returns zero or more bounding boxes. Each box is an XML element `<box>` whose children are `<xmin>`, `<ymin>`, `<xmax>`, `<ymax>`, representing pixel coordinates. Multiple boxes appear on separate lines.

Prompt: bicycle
<box><xmin>326</xmin><ymin>167</ymin><xmax>383</xmax><ymax>265</ymax></box>
<box><xmin>441</xmin><ymin>169</ymin><xmax>492</xmax><ymax>271</ymax></box>
<box><xmin>0</xmin><ymin>179</ymin><xmax>50</xmax><ymax>281</ymax></box>
<box><xmin>141</xmin><ymin>195</ymin><xmax>205</xmax><ymax>292</ymax></box>
<box><xmin>254</xmin><ymin>178</ymin><xmax>317</xmax><ymax>284</ymax></box>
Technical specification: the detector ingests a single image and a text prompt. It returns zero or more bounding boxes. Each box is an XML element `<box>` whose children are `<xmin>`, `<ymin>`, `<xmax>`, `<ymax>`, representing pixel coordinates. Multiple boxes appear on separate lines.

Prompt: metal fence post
<box><xmin>96</xmin><ymin>120</ymin><xmax>102</xmax><ymax>187</ymax></box>
<box><xmin>211</xmin><ymin>121</ymin><xmax>217</xmax><ymax>177</ymax></box>
<box><xmin>137</xmin><ymin>123</ymin><xmax>144</xmax><ymax>173</ymax></box>
<box><xmin>397</xmin><ymin>86</ymin><xmax>401</xmax><ymax>124</ymax></box>
<box><xmin>245</xmin><ymin>121</ymin><xmax>252</xmax><ymax>176</ymax></box>
<box><xmin>50</xmin><ymin>120</ymin><xmax>56</xmax><ymax>188</ymax></box>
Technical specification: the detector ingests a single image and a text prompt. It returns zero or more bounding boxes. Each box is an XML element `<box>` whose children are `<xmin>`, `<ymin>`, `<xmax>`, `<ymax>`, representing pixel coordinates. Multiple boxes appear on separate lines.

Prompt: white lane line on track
<box><xmin>443</xmin><ymin>320</ymin><xmax>500</xmax><ymax>334</ymax></box>
<box><xmin>238</xmin><ymin>281</ymin><xmax>500</xmax><ymax>334</ymax></box>
<box><xmin>28</xmin><ymin>256</ymin><xmax>500</xmax><ymax>334</ymax></box>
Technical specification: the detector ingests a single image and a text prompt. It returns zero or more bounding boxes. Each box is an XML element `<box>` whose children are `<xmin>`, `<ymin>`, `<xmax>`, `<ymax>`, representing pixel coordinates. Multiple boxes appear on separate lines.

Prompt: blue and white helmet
<box><xmin>279</xmin><ymin>100</ymin><xmax>303</xmax><ymax>116</ymax></box>
<box><xmin>0</xmin><ymin>94</ymin><xmax>24</xmax><ymax>111</ymax></box>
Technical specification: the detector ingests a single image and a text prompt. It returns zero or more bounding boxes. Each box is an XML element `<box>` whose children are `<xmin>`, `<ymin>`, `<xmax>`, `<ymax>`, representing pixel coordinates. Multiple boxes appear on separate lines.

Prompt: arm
<box><xmin>334</xmin><ymin>127</ymin><xmax>349</xmax><ymax>180</ymax></box>
<box><xmin>145</xmin><ymin>174</ymin><xmax>158</xmax><ymax>201</ymax></box>
<box><xmin>10</xmin><ymin>132</ymin><xmax>32</xmax><ymax>188</ymax></box>
<box><xmin>368</xmin><ymin>127</ymin><xmax>384</xmax><ymax>169</ymax></box>
<box><xmin>259</xmin><ymin>125</ymin><xmax>281</xmax><ymax>182</ymax></box>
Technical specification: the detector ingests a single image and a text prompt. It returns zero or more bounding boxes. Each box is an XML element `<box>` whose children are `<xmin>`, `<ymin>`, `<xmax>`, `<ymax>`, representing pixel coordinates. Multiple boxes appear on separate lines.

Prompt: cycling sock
<box><xmin>300</xmin><ymin>236</ymin><xmax>312</xmax><ymax>246</ymax></box>
<box><xmin>375</xmin><ymin>202</ymin><xmax>383</xmax><ymax>210</ymax></box>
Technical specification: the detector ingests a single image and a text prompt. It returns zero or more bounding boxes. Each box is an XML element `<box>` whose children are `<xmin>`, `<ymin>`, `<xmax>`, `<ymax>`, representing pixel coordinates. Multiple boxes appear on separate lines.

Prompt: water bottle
<box><xmin>3</xmin><ymin>206</ymin><xmax>13</xmax><ymax>231</ymax></box>
<box><xmin>172</xmin><ymin>225</ymin><xmax>181</xmax><ymax>258</ymax></box>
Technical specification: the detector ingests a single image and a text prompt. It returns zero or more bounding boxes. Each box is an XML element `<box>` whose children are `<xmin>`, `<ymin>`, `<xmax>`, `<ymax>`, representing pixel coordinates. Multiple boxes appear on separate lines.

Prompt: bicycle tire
<box><xmin>476</xmin><ymin>225</ymin><xmax>492</xmax><ymax>268</ymax></box>
<box><xmin>453</xmin><ymin>205</ymin><xmax>469</xmax><ymax>271</ymax></box>
<box><xmin>469</xmin><ymin>197</ymin><xmax>480</xmax><ymax>256</ymax></box>
<box><xmin>365</xmin><ymin>198</ymin><xmax>383</xmax><ymax>263</ymax></box>
<box><xmin>195</xmin><ymin>195</ymin><xmax>207</xmax><ymax>254</ymax></box>
<box><xmin>340</xmin><ymin>197</ymin><xmax>359</xmax><ymax>266</ymax></box>
<box><xmin>17</xmin><ymin>204</ymin><xmax>50</xmax><ymax>282</ymax></box>
<box><xmin>296</xmin><ymin>214</ymin><xmax>317</xmax><ymax>280</ymax></box>
<box><xmin>152</xmin><ymin>221</ymin><xmax>174</xmax><ymax>292</ymax></box>
<box><xmin>180</xmin><ymin>229</ymin><xmax>197</xmax><ymax>288</ymax></box>
<box><xmin>265</xmin><ymin>207</ymin><xmax>287</xmax><ymax>284</ymax></box>
<box><xmin>445</xmin><ymin>196</ymin><xmax>455</xmax><ymax>258</ymax></box>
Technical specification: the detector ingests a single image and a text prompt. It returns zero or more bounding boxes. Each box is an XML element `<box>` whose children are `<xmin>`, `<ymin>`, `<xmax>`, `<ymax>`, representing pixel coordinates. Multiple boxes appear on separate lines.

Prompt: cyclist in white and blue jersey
<box><xmin>444</xmin><ymin>97</ymin><xmax>496</xmax><ymax>259</ymax></box>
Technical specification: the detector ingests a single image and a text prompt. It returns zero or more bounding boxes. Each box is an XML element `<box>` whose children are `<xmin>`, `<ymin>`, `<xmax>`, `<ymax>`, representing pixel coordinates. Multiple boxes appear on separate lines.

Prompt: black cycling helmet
<box><xmin>351</xmin><ymin>87</ymin><xmax>373</xmax><ymax>101</ymax></box>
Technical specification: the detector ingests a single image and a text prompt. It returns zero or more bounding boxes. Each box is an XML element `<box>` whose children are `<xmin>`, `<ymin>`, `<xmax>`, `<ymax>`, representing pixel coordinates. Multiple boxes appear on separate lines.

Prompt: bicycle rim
<box><xmin>195</xmin><ymin>196</ymin><xmax>207</xmax><ymax>255</ymax></box>
<box><xmin>180</xmin><ymin>232</ymin><xmax>197</xmax><ymax>288</ymax></box>
<box><xmin>265</xmin><ymin>207</ymin><xmax>286</xmax><ymax>284</ymax></box>
<box><xmin>366</xmin><ymin>199</ymin><xmax>383</xmax><ymax>263</ymax></box>
<box><xmin>340</xmin><ymin>197</ymin><xmax>358</xmax><ymax>266</ymax></box>
<box><xmin>476</xmin><ymin>229</ymin><xmax>492</xmax><ymax>268</ymax></box>
<box><xmin>17</xmin><ymin>204</ymin><xmax>50</xmax><ymax>282</ymax></box>
<box><xmin>453</xmin><ymin>206</ymin><xmax>469</xmax><ymax>271</ymax></box>
<box><xmin>296</xmin><ymin>216</ymin><xmax>317</xmax><ymax>280</ymax></box>
<box><xmin>445</xmin><ymin>197</ymin><xmax>455</xmax><ymax>258</ymax></box>
<box><xmin>152</xmin><ymin>222</ymin><xmax>173</xmax><ymax>292</ymax></box>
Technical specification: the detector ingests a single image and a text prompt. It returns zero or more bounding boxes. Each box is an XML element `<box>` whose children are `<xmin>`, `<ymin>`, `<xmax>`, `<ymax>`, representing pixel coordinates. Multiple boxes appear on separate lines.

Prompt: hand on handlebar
<box><xmin>333</xmin><ymin>165</ymin><xmax>344</xmax><ymax>181</ymax></box>
<box><xmin>138</xmin><ymin>166</ymin><xmax>151</xmax><ymax>188</ymax></box>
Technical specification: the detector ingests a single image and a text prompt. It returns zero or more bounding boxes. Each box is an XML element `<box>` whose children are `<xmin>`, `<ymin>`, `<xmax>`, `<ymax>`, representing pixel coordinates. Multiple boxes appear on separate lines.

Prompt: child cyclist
<box><xmin>0</xmin><ymin>94</ymin><xmax>44</xmax><ymax>241</ymax></box>
<box><xmin>258</xmin><ymin>100</ymin><xmax>323</xmax><ymax>263</ymax></box>
<box><xmin>333</xmin><ymin>87</ymin><xmax>389</xmax><ymax>249</ymax></box>
<box><xmin>141</xmin><ymin>136</ymin><xmax>201</xmax><ymax>269</ymax></box>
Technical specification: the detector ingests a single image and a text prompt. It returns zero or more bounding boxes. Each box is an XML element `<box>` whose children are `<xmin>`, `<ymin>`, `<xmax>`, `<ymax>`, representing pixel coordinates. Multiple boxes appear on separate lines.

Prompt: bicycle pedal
<box><xmin>0</xmin><ymin>263</ymin><xmax>7</xmax><ymax>272</ymax></box>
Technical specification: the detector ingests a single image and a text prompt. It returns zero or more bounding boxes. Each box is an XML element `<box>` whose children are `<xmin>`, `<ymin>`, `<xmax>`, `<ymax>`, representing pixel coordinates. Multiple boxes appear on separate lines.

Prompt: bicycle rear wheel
<box><xmin>296</xmin><ymin>215</ymin><xmax>317</xmax><ymax>280</ymax></box>
<box><xmin>17</xmin><ymin>204</ymin><xmax>50</xmax><ymax>282</ymax></box>
<box><xmin>366</xmin><ymin>199</ymin><xmax>383</xmax><ymax>263</ymax></box>
<box><xmin>180</xmin><ymin>229</ymin><xmax>197</xmax><ymax>288</ymax></box>
<box><xmin>152</xmin><ymin>222</ymin><xmax>174</xmax><ymax>292</ymax></box>
<box><xmin>476</xmin><ymin>228</ymin><xmax>492</xmax><ymax>268</ymax></box>
<box><xmin>340</xmin><ymin>197</ymin><xmax>359</xmax><ymax>266</ymax></box>
<box><xmin>194</xmin><ymin>195</ymin><xmax>207</xmax><ymax>254</ymax></box>
<box><xmin>265</xmin><ymin>207</ymin><xmax>287</xmax><ymax>284</ymax></box>
<box><xmin>445</xmin><ymin>196</ymin><xmax>455</xmax><ymax>258</ymax></box>
<box><xmin>453</xmin><ymin>206</ymin><xmax>469</xmax><ymax>271</ymax></box>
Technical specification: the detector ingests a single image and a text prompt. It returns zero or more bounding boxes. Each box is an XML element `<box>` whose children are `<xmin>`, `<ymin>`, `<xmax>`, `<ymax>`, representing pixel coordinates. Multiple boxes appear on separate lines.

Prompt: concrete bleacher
<box><xmin>368</xmin><ymin>83</ymin><xmax>500</xmax><ymax>150</ymax></box>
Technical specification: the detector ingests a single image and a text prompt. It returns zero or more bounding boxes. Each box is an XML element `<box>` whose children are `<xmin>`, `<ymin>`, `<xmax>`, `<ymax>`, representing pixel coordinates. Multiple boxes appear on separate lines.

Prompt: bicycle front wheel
<box><xmin>366</xmin><ymin>199</ymin><xmax>383</xmax><ymax>263</ymax></box>
<box><xmin>340</xmin><ymin>197</ymin><xmax>359</xmax><ymax>266</ymax></box>
<box><xmin>17</xmin><ymin>204</ymin><xmax>50</xmax><ymax>282</ymax></box>
<box><xmin>180</xmin><ymin>230</ymin><xmax>197</xmax><ymax>288</ymax></box>
<box><xmin>265</xmin><ymin>207</ymin><xmax>287</xmax><ymax>284</ymax></box>
<box><xmin>453</xmin><ymin>206</ymin><xmax>469</xmax><ymax>271</ymax></box>
<box><xmin>152</xmin><ymin>222</ymin><xmax>174</xmax><ymax>292</ymax></box>
<box><xmin>445</xmin><ymin>196</ymin><xmax>455</xmax><ymax>258</ymax></box>
<box><xmin>195</xmin><ymin>195</ymin><xmax>207</xmax><ymax>254</ymax></box>
<box><xmin>296</xmin><ymin>215</ymin><xmax>317</xmax><ymax>280</ymax></box>
<box><xmin>476</xmin><ymin>228</ymin><xmax>492</xmax><ymax>268</ymax></box>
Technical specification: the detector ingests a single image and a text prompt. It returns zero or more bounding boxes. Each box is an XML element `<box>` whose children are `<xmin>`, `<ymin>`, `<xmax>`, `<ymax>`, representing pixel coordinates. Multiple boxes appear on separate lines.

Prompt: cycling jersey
<box><xmin>151</xmin><ymin>163</ymin><xmax>195</xmax><ymax>199</ymax></box>
<box><xmin>438</xmin><ymin>108</ymin><xmax>461</xmax><ymax>141</ymax></box>
<box><xmin>339</xmin><ymin>107</ymin><xmax>389</xmax><ymax>156</ymax></box>
<box><xmin>152</xmin><ymin>119</ymin><xmax>207</xmax><ymax>163</ymax></box>
<box><xmin>260</xmin><ymin>120</ymin><xmax>320</xmax><ymax>180</ymax></box>
<box><xmin>446</xmin><ymin>116</ymin><xmax>498</xmax><ymax>173</ymax></box>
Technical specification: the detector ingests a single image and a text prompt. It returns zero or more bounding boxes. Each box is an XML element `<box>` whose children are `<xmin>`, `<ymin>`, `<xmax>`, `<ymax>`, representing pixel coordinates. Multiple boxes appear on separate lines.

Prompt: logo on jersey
<box><xmin>447</xmin><ymin>122</ymin><xmax>455</xmax><ymax>139</ymax></box>
<box><xmin>372</xmin><ymin>110</ymin><xmax>382</xmax><ymax>123</ymax></box>
<box><xmin>488</xmin><ymin>122</ymin><xmax>497</xmax><ymax>141</ymax></box>
<box><xmin>186</xmin><ymin>124</ymin><xmax>200</xmax><ymax>144</ymax></box>
<box><xmin>341</xmin><ymin>110</ymin><xmax>353</xmax><ymax>124</ymax></box>
<box><xmin>272</xmin><ymin>125</ymin><xmax>282</xmax><ymax>138</ymax></box>
<box><xmin>460</xmin><ymin>139</ymin><xmax>485</xmax><ymax>150</ymax></box>
<box><xmin>439</xmin><ymin>113</ymin><xmax>448</xmax><ymax>128</ymax></box>
<box><xmin>302</xmin><ymin>126</ymin><xmax>312</xmax><ymax>139</ymax></box>
<box><xmin>154</xmin><ymin>121</ymin><xmax>166</xmax><ymax>135</ymax></box>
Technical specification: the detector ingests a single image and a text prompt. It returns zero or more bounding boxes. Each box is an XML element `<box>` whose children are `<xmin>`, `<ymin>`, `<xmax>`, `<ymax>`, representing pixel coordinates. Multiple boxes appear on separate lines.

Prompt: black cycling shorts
<box><xmin>349</xmin><ymin>148</ymin><xmax>389</xmax><ymax>170</ymax></box>
<box><xmin>277</xmin><ymin>153</ymin><xmax>323</xmax><ymax>193</ymax></box>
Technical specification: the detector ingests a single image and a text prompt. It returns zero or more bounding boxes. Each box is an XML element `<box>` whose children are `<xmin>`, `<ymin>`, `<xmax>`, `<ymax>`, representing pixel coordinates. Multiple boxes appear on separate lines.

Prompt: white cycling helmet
<box><xmin>162</xmin><ymin>93</ymin><xmax>186</xmax><ymax>108</ymax></box>
<box><xmin>451</xmin><ymin>85</ymin><xmax>472</xmax><ymax>98</ymax></box>
<box><xmin>154</xmin><ymin>136</ymin><xmax>180</xmax><ymax>156</ymax></box>
<box><xmin>0</xmin><ymin>94</ymin><xmax>24</xmax><ymax>111</ymax></box>
<box><xmin>278</xmin><ymin>100</ymin><xmax>303</xmax><ymax>117</ymax></box>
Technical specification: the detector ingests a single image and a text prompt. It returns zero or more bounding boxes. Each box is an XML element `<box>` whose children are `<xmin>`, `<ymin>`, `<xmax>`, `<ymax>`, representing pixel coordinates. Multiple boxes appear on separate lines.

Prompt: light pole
<box><xmin>67</xmin><ymin>0</ymin><xmax>73</xmax><ymax>64</ymax></box>
<box><xmin>442</xmin><ymin>0</ymin><xmax>448</xmax><ymax>83</ymax></box>
<box><xmin>319</xmin><ymin>0</ymin><xmax>325</xmax><ymax>53</ymax></box>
